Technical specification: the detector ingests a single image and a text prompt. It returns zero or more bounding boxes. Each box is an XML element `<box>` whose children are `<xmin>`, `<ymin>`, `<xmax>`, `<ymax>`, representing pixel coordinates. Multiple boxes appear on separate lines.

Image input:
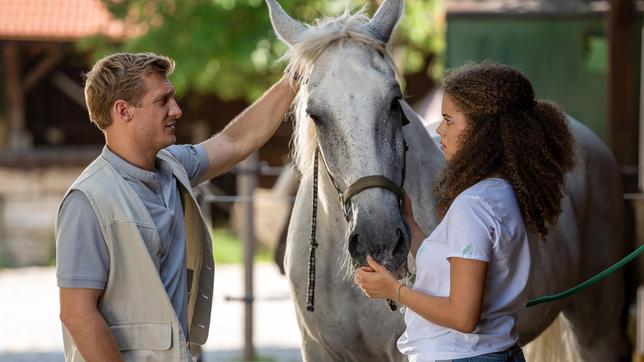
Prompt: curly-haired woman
<box><xmin>355</xmin><ymin>62</ymin><xmax>575</xmax><ymax>362</ymax></box>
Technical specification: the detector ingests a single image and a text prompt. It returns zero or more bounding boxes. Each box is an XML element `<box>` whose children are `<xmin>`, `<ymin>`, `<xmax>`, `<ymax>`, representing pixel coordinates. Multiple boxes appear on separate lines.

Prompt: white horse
<box><xmin>266</xmin><ymin>0</ymin><xmax>627</xmax><ymax>360</ymax></box>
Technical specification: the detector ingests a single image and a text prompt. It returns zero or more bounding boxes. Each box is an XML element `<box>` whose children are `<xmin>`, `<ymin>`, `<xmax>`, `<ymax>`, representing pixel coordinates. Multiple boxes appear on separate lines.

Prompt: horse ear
<box><xmin>366</xmin><ymin>0</ymin><xmax>404</xmax><ymax>43</ymax></box>
<box><xmin>266</xmin><ymin>0</ymin><xmax>307</xmax><ymax>46</ymax></box>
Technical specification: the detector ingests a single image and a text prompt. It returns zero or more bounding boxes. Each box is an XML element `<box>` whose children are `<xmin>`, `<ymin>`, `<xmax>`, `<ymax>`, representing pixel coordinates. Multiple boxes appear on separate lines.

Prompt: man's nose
<box><xmin>170</xmin><ymin>99</ymin><xmax>183</xmax><ymax>119</ymax></box>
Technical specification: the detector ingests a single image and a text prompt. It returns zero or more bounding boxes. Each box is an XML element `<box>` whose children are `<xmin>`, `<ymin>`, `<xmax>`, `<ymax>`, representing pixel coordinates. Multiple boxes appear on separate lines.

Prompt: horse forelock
<box><xmin>283</xmin><ymin>8</ymin><xmax>396</xmax><ymax>175</ymax></box>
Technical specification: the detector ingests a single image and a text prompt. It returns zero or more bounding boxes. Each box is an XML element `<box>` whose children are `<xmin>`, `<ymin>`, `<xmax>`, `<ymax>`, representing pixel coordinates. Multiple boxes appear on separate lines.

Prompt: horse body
<box><xmin>268</xmin><ymin>1</ymin><xmax>626</xmax><ymax>360</ymax></box>
<box><xmin>517</xmin><ymin>118</ymin><xmax>626</xmax><ymax>360</ymax></box>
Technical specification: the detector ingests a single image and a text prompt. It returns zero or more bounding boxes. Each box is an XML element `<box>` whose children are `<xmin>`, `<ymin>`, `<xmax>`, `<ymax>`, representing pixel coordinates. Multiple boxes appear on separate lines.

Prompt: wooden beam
<box><xmin>607</xmin><ymin>0</ymin><xmax>638</xmax><ymax>169</ymax></box>
<box><xmin>51</xmin><ymin>71</ymin><xmax>87</xmax><ymax>109</ymax></box>
<box><xmin>24</xmin><ymin>46</ymin><xmax>64</xmax><ymax>93</ymax></box>
<box><xmin>1</xmin><ymin>42</ymin><xmax>31</xmax><ymax>150</ymax></box>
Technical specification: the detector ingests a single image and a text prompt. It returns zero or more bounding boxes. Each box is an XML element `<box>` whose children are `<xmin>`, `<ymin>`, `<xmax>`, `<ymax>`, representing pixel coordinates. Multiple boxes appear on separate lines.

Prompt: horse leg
<box><xmin>562</xmin><ymin>273</ymin><xmax>627</xmax><ymax>362</ymax></box>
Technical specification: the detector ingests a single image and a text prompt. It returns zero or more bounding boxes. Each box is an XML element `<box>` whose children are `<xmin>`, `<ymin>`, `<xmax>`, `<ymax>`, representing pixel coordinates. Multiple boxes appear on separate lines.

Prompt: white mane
<box><xmin>282</xmin><ymin>9</ymin><xmax>395</xmax><ymax>175</ymax></box>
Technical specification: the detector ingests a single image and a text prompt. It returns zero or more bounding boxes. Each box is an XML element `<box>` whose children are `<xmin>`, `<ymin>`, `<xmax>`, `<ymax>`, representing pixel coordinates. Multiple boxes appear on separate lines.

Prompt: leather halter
<box><xmin>318</xmin><ymin>143</ymin><xmax>408</xmax><ymax>222</ymax></box>
<box><xmin>306</xmin><ymin>109</ymin><xmax>410</xmax><ymax>312</ymax></box>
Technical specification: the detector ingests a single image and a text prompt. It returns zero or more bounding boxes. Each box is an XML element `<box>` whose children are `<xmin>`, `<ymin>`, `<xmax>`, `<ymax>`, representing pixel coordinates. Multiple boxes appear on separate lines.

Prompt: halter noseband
<box><xmin>344</xmin><ymin>175</ymin><xmax>405</xmax><ymax>213</ymax></box>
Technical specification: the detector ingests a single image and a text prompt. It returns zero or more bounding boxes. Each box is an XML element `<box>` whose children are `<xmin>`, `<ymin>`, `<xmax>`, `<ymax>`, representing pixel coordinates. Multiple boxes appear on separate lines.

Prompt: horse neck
<box><xmin>400</xmin><ymin>117</ymin><xmax>444</xmax><ymax>232</ymax></box>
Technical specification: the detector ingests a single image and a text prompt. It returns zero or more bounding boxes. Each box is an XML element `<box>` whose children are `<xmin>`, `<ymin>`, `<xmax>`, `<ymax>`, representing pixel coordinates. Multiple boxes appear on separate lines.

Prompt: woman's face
<box><xmin>437</xmin><ymin>94</ymin><xmax>469</xmax><ymax>161</ymax></box>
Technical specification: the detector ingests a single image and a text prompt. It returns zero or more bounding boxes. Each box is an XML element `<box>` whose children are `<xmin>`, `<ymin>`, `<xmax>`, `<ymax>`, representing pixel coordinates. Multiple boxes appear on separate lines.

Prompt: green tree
<box><xmin>81</xmin><ymin>0</ymin><xmax>444</xmax><ymax>101</ymax></box>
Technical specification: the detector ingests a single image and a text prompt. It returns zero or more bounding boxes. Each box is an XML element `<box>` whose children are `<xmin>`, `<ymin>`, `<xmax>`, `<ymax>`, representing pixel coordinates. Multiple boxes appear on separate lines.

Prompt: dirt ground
<box><xmin>0</xmin><ymin>263</ymin><xmax>303</xmax><ymax>362</ymax></box>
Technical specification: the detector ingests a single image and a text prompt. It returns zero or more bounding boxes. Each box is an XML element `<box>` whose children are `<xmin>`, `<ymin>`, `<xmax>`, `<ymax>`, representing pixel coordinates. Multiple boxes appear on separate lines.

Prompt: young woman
<box><xmin>355</xmin><ymin>62</ymin><xmax>575</xmax><ymax>362</ymax></box>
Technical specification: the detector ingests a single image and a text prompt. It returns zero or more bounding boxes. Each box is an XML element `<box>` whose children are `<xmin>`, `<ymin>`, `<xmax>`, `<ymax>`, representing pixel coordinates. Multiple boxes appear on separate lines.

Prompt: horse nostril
<box><xmin>393</xmin><ymin>228</ymin><xmax>407</xmax><ymax>256</ymax></box>
<box><xmin>348</xmin><ymin>232</ymin><xmax>361</xmax><ymax>260</ymax></box>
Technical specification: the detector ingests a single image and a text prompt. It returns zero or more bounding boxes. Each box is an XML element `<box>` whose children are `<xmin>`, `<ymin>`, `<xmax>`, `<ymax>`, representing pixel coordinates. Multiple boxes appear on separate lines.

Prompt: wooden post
<box><xmin>24</xmin><ymin>46</ymin><xmax>63</xmax><ymax>92</ymax></box>
<box><xmin>639</xmin><ymin>23</ymin><xmax>644</xmax><ymax>192</ymax></box>
<box><xmin>2</xmin><ymin>42</ymin><xmax>31</xmax><ymax>150</ymax></box>
<box><xmin>607</xmin><ymin>0</ymin><xmax>638</xmax><ymax>170</ymax></box>
<box><xmin>237</xmin><ymin>152</ymin><xmax>257</xmax><ymax>362</ymax></box>
<box><xmin>637</xmin><ymin>285</ymin><xmax>644</xmax><ymax>361</ymax></box>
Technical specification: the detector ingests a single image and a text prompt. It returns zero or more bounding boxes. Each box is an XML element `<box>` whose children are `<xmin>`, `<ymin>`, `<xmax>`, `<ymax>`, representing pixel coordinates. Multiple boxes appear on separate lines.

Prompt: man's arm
<box><xmin>60</xmin><ymin>288</ymin><xmax>124</xmax><ymax>362</ymax></box>
<box><xmin>199</xmin><ymin>76</ymin><xmax>297</xmax><ymax>180</ymax></box>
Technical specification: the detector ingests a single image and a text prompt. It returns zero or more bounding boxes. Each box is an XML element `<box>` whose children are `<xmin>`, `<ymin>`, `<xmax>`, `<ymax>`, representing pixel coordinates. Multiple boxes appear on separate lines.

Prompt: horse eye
<box><xmin>308</xmin><ymin>113</ymin><xmax>322</xmax><ymax>124</ymax></box>
<box><xmin>390</xmin><ymin>97</ymin><xmax>402</xmax><ymax>112</ymax></box>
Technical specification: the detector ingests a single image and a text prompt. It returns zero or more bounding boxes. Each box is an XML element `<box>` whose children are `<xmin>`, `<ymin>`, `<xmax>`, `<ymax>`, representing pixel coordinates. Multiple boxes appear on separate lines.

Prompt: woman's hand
<box><xmin>354</xmin><ymin>255</ymin><xmax>399</xmax><ymax>300</ymax></box>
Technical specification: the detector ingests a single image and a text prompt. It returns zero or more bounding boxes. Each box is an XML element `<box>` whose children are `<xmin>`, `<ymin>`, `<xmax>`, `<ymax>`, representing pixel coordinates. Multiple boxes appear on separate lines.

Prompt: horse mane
<box><xmin>282</xmin><ymin>8</ymin><xmax>394</xmax><ymax>175</ymax></box>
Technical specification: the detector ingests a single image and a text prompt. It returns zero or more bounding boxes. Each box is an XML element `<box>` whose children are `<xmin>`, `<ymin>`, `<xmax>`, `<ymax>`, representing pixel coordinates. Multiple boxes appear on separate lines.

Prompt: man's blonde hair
<box><xmin>83</xmin><ymin>52</ymin><xmax>175</xmax><ymax>130</ymax></box>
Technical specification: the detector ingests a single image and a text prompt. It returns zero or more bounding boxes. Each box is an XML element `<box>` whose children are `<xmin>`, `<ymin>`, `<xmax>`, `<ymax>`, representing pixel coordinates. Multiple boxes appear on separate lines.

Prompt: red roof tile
<box><xmin>0</xmin><ymin>0</ymin><xmax>125</xmax><ymax>41</ymax></box>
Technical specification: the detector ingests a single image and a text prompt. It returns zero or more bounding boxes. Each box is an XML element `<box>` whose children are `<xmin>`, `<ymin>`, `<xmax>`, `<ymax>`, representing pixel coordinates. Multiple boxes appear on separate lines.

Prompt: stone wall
<box><xmin>0</xmin><ymin>167</ymin><xmax>83</xmax><ymax>267</ymax></box>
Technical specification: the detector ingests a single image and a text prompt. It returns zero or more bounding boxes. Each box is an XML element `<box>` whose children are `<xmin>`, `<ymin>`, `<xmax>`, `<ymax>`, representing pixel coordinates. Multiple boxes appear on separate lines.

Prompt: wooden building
<box><xmin>446</xmin><ymin>0</ymin><xmax>641</xmax><ymax>172</ymax></box>
<box><xmin>0</xmin><ymin>0</ymin><xmax>293</xmax><ymax>266</ymax></box>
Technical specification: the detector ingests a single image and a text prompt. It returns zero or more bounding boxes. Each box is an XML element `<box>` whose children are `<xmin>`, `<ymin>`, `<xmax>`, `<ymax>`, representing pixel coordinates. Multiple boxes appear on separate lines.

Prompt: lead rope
<box><xmin>306</xmin><ymin>150</ymin><xmax>320</xmax><ymax>312</ymax></box>
<box><xmin>385</xmin><ymin>139</ymin><xmax>409</xmax><ymax>312</ymax></box>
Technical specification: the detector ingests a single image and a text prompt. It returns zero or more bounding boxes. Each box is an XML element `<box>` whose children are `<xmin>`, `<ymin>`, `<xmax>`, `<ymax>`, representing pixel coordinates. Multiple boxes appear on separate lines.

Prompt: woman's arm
<box><xmin>400</xmin><ymin>257</ymin><xmax>487</xmax><ymax>333</ymax></box>
<box><xmin>355</xmin><ymin>256</ymin><xmax>487</xmax><ymax>333</ymax></box>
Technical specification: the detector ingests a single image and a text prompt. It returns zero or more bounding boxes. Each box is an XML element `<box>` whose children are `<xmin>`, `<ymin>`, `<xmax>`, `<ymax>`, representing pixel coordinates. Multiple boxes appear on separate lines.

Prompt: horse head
<box><xmin>268</xmin><ymin>0</ymin><xmax>410</xmax><ymax>275</ymax></box>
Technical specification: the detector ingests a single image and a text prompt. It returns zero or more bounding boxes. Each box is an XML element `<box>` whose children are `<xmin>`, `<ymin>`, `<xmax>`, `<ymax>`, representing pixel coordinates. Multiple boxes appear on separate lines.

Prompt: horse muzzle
<box><xmin>346</xmin><ymin>207</ymin><xmax>411</xmax><ymax>275</ymax></box>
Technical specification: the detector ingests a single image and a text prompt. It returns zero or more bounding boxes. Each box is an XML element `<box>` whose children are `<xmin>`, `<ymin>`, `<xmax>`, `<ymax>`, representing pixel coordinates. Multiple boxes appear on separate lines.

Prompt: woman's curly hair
<box><xmin>434</xmin><ymin>62</ymin><xmax>575</xmax><ymax>239</ymax></box>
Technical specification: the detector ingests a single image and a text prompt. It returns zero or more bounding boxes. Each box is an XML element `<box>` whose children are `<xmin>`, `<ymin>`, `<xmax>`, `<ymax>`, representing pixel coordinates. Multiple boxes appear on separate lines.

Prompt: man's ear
<box><xmin>113</xmin><ymin>100</ymin><xmax>132</xmax><ymax>123</ymax></box>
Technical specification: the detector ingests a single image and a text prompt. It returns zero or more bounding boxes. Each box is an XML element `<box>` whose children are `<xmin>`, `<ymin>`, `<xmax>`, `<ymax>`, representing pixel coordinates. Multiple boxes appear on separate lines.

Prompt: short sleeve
<box><xmin>165</xmin><ymin>144</ymin><xmax>209</xmax><ymax>186</ymax></box>
<box><xmin>56</xmin><ymin>191</ymin><xmax>109</xmax><ymax>289</ymax></box>
<box><xmin>444</xmin><ymin>195</ymin><xmax>498</xmax><ymax>263</ymax></box>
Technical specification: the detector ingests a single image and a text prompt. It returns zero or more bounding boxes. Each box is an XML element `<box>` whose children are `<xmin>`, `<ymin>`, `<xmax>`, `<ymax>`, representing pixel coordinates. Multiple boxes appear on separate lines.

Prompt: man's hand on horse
<box><xmin>354</xmin><ymin>255</ymin><xmax>398</xmax><ymax>300</ymax></box>
<box><xmin>284</xmin><ymin>65</ymin><xmax>303</xmax><ymax>92</ymax></box>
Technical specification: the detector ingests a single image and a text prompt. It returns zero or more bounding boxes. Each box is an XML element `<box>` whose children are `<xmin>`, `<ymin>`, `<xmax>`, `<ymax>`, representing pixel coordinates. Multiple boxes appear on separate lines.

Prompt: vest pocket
<box><xmin>109</xmin><ymin>321</ymin><xmax>172</xmax><ymax>351</ymax></box>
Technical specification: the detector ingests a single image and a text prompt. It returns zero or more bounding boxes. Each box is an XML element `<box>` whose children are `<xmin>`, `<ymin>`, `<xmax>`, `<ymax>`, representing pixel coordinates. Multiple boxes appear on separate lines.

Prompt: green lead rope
<box><xmin>527</xmin><ymin>244</ymin><xmax>644</xmax><ymax>307</ymax></box>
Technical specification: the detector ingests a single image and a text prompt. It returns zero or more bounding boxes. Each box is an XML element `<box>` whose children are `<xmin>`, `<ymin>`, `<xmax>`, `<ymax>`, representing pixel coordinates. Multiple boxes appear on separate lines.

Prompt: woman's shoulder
<box><xmin>458</xmin><ymin>178</ymin><xmax>513</xmax><ymax>201</ymax></box>
<box><xmin>453</xmin><ymin>179</ymin><xmax>520</xmax><ymax>220</ymax></box>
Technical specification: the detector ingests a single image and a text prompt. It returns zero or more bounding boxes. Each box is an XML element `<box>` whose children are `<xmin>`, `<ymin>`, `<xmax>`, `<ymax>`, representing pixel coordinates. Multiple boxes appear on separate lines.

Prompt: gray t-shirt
<box><xmin>56</xmin><ymin>144</ymin><xmax>209</xmax><ymax>337</ymax></box>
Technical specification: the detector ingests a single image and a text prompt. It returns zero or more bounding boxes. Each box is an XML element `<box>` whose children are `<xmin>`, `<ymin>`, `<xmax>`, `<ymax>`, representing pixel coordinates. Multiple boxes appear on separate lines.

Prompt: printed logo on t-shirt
<box><xmin>462</xmin><ymin>244</ymin><xmax>473</xmax><ymax>257</ymax></box>
<box><xmin>418</xmin><ymin>243</ymin><xmax>428</xmax><ymax>254</ymax></box>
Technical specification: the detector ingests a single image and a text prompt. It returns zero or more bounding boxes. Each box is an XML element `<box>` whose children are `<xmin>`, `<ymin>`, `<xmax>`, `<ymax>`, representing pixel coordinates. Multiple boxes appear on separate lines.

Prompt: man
<box><xmin>56</xmin><ymin>52</ymin><xmax>297</xmax><ymax>361</ymax></box>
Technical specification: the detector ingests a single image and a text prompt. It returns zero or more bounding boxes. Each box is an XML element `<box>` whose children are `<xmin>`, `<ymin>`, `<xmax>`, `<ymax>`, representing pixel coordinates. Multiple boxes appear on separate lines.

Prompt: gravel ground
<box><xmin>0</xmin><ymin>263</ymin><xmax>302</xmax><ymax>362</ymax></box>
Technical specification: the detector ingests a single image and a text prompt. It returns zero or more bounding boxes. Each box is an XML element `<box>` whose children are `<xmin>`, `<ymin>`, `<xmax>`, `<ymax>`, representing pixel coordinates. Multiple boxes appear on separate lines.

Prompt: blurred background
<box><xmin>0</xmin><ymin>0</ymin><xmax>642</xmax><ymax>361</ymax></box>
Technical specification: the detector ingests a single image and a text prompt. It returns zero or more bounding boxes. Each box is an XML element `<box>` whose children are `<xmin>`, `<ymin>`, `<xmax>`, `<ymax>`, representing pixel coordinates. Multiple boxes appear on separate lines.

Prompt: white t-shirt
<box><xmin>397</xmin><ymin>178</ymin><xmax>531</xmax><ymax>362</ymax></box>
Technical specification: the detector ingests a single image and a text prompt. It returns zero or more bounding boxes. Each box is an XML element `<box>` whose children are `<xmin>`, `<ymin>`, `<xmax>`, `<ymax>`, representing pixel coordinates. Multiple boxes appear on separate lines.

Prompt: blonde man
<box><xmin>56</xmin><ymin>52</ymin><xmax>296</xmax><ymax>361</ymax></box>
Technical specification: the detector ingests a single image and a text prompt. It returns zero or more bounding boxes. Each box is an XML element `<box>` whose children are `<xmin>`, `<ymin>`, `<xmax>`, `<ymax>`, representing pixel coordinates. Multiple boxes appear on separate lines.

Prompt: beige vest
<box><xmin>58</xmin><ymin>150</ymin><xmax>214</xmax><ymax>361</ymax></box>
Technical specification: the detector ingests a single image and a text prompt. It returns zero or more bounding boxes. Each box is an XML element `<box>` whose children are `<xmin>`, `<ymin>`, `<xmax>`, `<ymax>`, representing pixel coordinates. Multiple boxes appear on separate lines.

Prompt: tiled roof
<box><xmin>0</xmin><ymin>0</ymin><xmax>125</xmax><ymax>41</ymax></box>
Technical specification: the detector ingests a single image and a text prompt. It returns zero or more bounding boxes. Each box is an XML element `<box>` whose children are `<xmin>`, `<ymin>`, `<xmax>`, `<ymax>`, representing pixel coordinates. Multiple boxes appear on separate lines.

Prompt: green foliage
<box><xmin>82</xmin><ymin>0</ymin><xmax>444</xmax><ymax>101</ymax></box>
<box><xmin>212</xmin><ymin>227</ymin><xmax>274</xmax><ymax>264</ymax></box>
<box><xmin>397</xmin><ymin>0</ymin><xmax>445</xmax><ymax>78</ymax></box>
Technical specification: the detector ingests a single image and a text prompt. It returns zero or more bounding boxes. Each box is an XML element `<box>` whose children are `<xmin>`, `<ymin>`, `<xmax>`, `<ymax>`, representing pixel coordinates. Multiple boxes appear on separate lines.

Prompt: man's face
<box><xmin>129</xmin><ymin>72</ymin><xmax>182</xmax><ymax>151</ymax></box>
